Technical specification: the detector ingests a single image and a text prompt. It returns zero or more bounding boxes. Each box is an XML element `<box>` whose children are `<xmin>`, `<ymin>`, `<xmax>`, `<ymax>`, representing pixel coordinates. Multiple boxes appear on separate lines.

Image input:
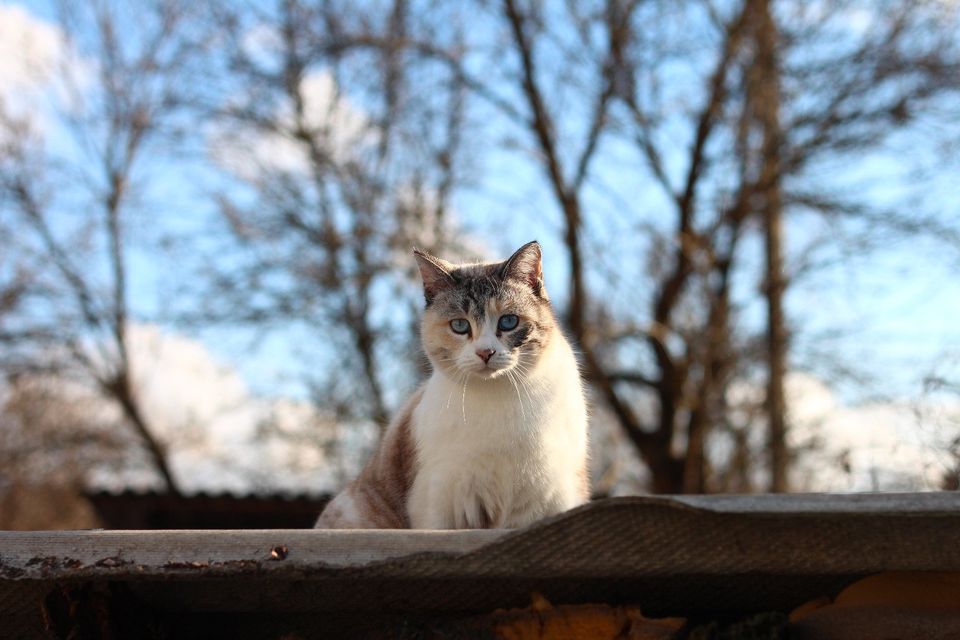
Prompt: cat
<box><xmin>314</xmin><ymin>241</ymin><xmax>589</xmax><ymax>529</ymax></box>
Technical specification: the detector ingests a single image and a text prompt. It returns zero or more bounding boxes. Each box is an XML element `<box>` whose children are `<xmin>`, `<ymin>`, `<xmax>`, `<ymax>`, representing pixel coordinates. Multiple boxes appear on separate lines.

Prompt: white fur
<box><xmin>407</xmin><ymin>330</ymin><xmax>588</xmax><ymax>529</ymax></box>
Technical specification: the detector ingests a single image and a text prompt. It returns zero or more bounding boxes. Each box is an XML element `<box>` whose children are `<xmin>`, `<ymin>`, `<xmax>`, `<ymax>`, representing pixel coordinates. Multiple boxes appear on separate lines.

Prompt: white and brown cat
<box><xmin>315</xmin><ymin>241</ymin><xmax>588</xmax><ymax>529</ymax></box>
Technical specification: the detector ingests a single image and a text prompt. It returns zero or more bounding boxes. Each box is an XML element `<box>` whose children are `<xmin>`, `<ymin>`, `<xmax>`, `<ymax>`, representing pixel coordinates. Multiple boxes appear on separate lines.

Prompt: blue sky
<box><xmin>6</xmin><ymin>0</ymin><xmax>958</xmax><ymax>405</ymax></box>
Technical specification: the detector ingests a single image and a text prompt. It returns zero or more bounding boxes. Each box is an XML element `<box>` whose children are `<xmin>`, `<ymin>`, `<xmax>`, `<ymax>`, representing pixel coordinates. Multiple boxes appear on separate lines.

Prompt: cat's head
<box><xmin>414</xmin><ymin>241</ymin><xmax>555</xmax><ymax>381</ymax></box>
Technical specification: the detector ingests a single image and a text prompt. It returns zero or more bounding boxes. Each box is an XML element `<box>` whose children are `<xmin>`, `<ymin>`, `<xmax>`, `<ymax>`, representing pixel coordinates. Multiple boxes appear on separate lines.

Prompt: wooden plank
<box><xmin>2</xmin><ymin>493</ymin><xmax>960</xmax><ymax>583</ymax></box>
<box><xmin>0</xmin><ymin>528</ymin><xmax>506</xmax><ymax>580</ymax></box>
<box><xmin>3</xmin><ymin>493</ymin><xmax>960</xmax><ymax>631</ymax></box>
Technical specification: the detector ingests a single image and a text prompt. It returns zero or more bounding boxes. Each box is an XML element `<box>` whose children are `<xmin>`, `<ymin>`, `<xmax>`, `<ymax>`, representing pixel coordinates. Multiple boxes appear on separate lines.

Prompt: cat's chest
<box><xmin>409</xmin><ymin>383</ymin><xmax>545</xmax><ymax>528</ymax></box>
<box><xmin>412</xmin><ymin>378</ymin><xmax>546</xmax><ymax>485</ymax></box>
<box><xmin>407</xmin><ymin>370</ymin><xmax>585</xmax><ymax>529</ymax></box>
<box><xmin>415</xmin><ymin>377</ymin><xmax>544</xmax><ymax>455</ymax></box>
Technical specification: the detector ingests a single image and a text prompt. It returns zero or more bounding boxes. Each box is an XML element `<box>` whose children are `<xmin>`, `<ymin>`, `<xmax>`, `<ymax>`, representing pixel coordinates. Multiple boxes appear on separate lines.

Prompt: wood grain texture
<box><xmin>2</xmin><ymin>494</ymin><xmax>960</xmax><ymax>637</ymax></box>
<box><xmin>0</xmin><ymin>528</ymin><xmax>506</xmax><ymax>579</ymax></box>
<box><xmin>3</xmin><ymin>493</ymin><xmax>960</xmax><ymax>581</ymax></box>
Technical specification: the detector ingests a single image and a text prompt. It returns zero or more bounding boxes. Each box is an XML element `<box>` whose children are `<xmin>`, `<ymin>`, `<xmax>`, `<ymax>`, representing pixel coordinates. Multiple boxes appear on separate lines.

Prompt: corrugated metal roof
<box><xmin>84</xmin><ymin>488</ymin><xmax>331</xmax><ymax>501</ymax></box>
<box><xmin>84</xmin><ymin>489</ymin><xmax>332</xmax><ymax>529</ymax></box>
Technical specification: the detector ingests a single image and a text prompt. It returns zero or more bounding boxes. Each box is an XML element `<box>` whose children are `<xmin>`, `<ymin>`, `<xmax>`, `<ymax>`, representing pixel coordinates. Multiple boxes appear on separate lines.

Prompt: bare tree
<box><xmin>0</xmin><ymin>0</ymin><xmax>211</xmax><ymax>495</ymax></box>
<box><xmin>0</xmin><ymin>376</ymin><xmax>133</xmax><ymax>487</ymax></box>
<box><xmin>749</xmin><ymin>0</ymin><xmax>789</xmax><ymax>492</ymax></box>
<box><xmin>490</xmin><ymin>0</ymin><xmax>747</xmax><ymax>492</ymax></box>
<box><xmin>4</xmin><ymin>0</ymin><xmax>957</xmax><ymax>499</ymax></box>
<box><xmin>482</xmin><ymin>0</ymin><xmax>960</xmax><ymax>492</ymax></box>
<box><xmin>202</xmin><ymin>0</ymin><xmax>471</xmax><ymax>429</ymax></box>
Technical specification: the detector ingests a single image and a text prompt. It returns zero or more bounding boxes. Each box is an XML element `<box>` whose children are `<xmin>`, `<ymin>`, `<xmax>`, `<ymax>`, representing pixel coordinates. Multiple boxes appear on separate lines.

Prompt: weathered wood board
<box><xmin>2</xmin><ymin>493</ymin><xmax>959</xmax><ymax>638</ymax></box>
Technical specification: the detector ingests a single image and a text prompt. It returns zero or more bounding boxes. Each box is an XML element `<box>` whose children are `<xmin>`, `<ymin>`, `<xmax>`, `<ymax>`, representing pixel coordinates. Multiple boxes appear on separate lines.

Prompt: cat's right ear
<box><xmin>413</xmin><ymin>248</ymin><xmax>456</xmax><ymax>305</ymax></box>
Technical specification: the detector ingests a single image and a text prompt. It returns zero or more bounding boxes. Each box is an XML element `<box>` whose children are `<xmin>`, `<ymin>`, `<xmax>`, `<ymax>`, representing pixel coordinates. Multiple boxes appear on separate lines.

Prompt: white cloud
<box><xmin>0</xmin><ymin>5</ymin><xmax>63</xmax><ymax>147</ymax></box>
<box><xmin>211</xmin><ymin>69</ymin><xmax>375</xmax><ymax>182</ymax></box>
<box><xmin>129</xmin><ymin>326</ymin><xmax>250</xmax><ymax>437</ymax></box>
<box><xmin>0</xmin><ymin>5</ymin><xmax>65</xmax><ymax>95</ymax></box>
<box><xmin>130</xmin><ymin>324</ymin><xmax>378</xmax><ymax>494</ymax></box>
<box><xmin>0</xmin><ymin>5</ymin><xmax>92</xmax><ymax>144</ymax></box>
<box><xmin>36</xmin><ymin>324</ymin><xmax>378</xmax><ymax>495</ymax></box>
<box><xmin>787</xmin><ymin>372</ymin><xmax>958</xmax><ymax>492</ymax></box>
<box><xmin>722</xmin><ymin>371</ymin><xmax>959</xmax><ymax>493</ymax></box>
<box><xmin>788</xmin><ymin>1</ymin><xmax>876</xmax><ymax>37</ymax></box>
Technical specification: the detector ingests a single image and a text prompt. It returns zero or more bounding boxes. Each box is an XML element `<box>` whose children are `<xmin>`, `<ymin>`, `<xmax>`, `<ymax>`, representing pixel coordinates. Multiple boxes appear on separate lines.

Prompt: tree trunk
<box><xmin>684</xmin><ymin>270</ymin><xmax>733</xmax><ymax>493</ymax></box>
<box><xmin>109</xmin><ymin>373</ymin><xmax>182</xmax><ymax>497</ymax></box>
<box><xmin>754</xmin><ymin>0</ymin><xmax>789</xmax><ymax>492</ymax></box>
<box><xmin>765</xmin><ymin>195</ymin><xmax>788</xmax><ymax>493</ymax></box>
<box><xmin>650</xmin><ymin>454</ymin><xmax>686</xmax><ymax>494</ymax></box>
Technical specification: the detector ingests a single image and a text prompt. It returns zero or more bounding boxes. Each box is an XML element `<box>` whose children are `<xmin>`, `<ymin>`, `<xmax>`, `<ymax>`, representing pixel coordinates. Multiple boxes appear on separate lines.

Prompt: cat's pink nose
<box><xmin>476</xmin><ymin>348</ymin><xmax>496</xmax><ymax>364</ymax></box>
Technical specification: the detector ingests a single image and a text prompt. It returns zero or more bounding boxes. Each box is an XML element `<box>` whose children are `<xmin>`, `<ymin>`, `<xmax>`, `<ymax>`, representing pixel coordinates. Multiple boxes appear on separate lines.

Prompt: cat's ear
<box><xmin>413</xmin><ymin>248</ymin><xmax>456</xmax><ymax>305</ymax></box>
<box><xmin>501</xmin><ymin>240</ymin><xmax>545</xmax><ymax>297</ymax></box>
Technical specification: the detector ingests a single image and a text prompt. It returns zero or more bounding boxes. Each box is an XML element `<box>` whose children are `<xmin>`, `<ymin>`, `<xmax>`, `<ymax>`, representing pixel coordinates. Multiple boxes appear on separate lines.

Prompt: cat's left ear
<box><xmin>413</xmin><ymin>248</ymin><xmax>456</xmax><ymax>305</ymax></box>
<box><xmin>501</xmin><ymin>240</ymin><xmax>545</xmax><ymax>298</ymax></box>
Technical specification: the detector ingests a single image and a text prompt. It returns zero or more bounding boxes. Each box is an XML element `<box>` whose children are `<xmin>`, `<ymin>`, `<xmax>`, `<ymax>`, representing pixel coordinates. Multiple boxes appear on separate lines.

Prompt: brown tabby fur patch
<box><xmin>316</xmin><ymin>388</ymin><xmax>422</xmax><ymax>528</ymax></box>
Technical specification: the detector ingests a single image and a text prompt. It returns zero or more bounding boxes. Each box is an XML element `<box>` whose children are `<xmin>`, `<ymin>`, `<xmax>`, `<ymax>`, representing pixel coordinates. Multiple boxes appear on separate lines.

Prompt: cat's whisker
<box><xmin>446</xmin><ymin>366</ymin><xmax>467</xmax><ymax>412</ymax></box>
<box><xmin>445</xmin><ymin>381</ymin><xmax>456</xmax><ymax>411</ymax></box>
<box><xmin>506</xmin><ymin>369</ymin><xmax>527</xmax><ymax>424</ymax></box>
<box><xmin>509</xmin><ymin>359</ymin><xmax>537</xmax><ymax>393</ymax></box>
<box><xmin>515</xmin><ymin>355</ymin><xmax>535</xmax><ymax>374</ymax></box>
<box><xmin>513</xmin><ymin>367</ymin><xmax>538</xmax><ymax>409</ymax></box>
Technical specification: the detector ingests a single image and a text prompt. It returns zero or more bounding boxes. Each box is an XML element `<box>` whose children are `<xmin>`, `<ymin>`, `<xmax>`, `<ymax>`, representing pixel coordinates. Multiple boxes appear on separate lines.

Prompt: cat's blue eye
<box><xmin>450</xmin><ymin>318</ymin><xmax>470</xmax><ymax>335</ymax></box>
<box><xmin>498</xmin><ymin>314</ymin><xmax>520</xmax><ymax>331</ymax></box>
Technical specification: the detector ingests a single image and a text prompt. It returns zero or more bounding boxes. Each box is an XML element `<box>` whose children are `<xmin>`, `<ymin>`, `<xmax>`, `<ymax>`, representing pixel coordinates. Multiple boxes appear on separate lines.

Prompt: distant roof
<box><xmin>85</xmin><ymin>487</ymin><xmax>330</xmax><ymax>501</ymax></box>
<box><xmin>84</xmin><ymin>488</ymin><xmax>331</xmax><ymax>529</ymax></box>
